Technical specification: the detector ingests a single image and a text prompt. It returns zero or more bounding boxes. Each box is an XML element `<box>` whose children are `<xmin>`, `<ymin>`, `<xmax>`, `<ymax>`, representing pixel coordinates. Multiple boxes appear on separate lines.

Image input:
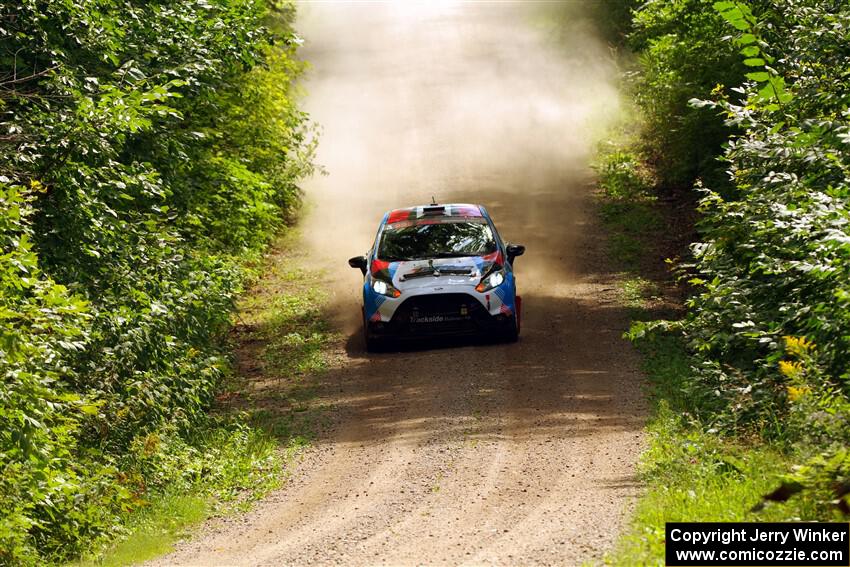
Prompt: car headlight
<box><xmin>372</xmin><ymin>278</ymin><xmax>401</xmax><ymax>298</ymax></box>
<box><xmin>475</xmin><ymin>268</ymin><xmax>505</xmax><ymax>293</ymax></box>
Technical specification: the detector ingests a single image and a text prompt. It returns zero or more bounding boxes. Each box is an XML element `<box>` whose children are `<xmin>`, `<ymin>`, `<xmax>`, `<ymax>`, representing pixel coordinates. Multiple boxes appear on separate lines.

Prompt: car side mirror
<box><xmin>506</xmin><ymin>244</ymin><xmax>525</xmax><ymax>263</ymax></box>
<box><xmin>348</xmin><ymin>255</ymin><xmax>368</xmax><ymax>275</ymax></box>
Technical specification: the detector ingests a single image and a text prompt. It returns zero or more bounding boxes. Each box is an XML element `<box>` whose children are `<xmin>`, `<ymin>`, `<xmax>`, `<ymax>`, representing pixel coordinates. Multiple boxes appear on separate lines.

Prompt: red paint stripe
<box><xmin>482</xmin><ymin>250</ymin><xmax>504</xmax><ymax>265</ymax></box>
<box><xmin>370</xmin><ymin>258</ymin><xmax>390</xmax><ymax>275</ymax></box>
<box><xmin>387</xmin><ymin>209</ymin><xmax>413</xmax><ymax>224</ymax></box>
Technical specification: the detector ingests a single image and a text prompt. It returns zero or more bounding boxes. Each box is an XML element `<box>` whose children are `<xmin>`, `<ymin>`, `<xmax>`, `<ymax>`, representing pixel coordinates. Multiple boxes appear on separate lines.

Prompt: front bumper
<box><xmin>366</xmin><ymin>292</ymin><xmax>515</xmax><ymax>338</ymax></box>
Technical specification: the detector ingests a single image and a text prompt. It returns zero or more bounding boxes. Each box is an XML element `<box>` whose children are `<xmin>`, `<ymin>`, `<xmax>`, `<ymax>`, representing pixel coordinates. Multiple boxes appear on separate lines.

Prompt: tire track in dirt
<box><xmin>151</xmin><ymin>3</ymin><xmax>646</xmax><ymax>565</ymax></box>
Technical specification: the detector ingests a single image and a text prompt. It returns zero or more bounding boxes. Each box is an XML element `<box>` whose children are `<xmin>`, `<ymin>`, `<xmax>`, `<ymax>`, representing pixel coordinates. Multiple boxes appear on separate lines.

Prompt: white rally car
<box><xmin>348</xmin><ymin>203</ymin><xmax>524</xmax><ymax>351</ymax></box>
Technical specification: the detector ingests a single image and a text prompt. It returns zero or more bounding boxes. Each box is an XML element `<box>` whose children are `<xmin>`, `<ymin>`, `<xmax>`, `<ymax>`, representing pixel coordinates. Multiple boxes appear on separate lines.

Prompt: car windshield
<box><xmin>378</xmin><ymin>220</ymin><xmax>497</xmax><ymax>261</ymax></box>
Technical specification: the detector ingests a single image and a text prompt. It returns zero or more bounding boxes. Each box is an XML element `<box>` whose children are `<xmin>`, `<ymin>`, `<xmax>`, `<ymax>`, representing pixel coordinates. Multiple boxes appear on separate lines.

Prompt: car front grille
<box><xmin>392</xmin><ymin>293</ymin><xmax>486</xmax><ymax>334</ymax></box>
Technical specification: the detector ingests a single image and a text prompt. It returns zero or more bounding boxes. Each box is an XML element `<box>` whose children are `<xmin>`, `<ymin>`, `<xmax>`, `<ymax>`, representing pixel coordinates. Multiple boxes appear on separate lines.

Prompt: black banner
<box><xmin>666</xmin><ymin>522</ymin><xmax>849</xmax><ymax>566</ymax></box>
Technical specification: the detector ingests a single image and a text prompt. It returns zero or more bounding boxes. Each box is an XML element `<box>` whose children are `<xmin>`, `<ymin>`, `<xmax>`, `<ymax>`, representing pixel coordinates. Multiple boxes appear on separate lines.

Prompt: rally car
<box><xmin>348</xmin><ymin>203</ymin><xmax>524</xmax><ymax>351</ymax></box>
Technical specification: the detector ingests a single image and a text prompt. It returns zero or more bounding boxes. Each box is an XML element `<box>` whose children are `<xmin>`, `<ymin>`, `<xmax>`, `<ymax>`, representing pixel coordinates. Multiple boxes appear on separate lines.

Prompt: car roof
<box><xmin>384</xmin><ymin>203</ymin><xmax>484</xmax><ymax>225</ymax></box>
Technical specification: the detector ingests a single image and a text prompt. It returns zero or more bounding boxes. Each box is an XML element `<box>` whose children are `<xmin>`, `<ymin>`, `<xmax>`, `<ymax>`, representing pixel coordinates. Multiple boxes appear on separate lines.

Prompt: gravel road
<box><xmin>152</xmin><ymin>3</ymin><xmax>646</xmax><ymax>565</ymax></box>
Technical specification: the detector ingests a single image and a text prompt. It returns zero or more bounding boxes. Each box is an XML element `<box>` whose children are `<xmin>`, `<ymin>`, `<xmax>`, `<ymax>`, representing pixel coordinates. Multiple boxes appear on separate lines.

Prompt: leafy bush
<box><xmin>629</xmin><ymin>0</ymin><xmax>752</xmax><ymax>191</ymax></box>
<box><xmin>0</xmin><ymin>181</ymin><xmax>120</xmax><ymax>563</ymax></box>
<box><xmin>0</xmin><ymin>1</ymin><xmax>313</xmax><ymax>562</ymax></box>
<box><xmin>682</xmin><ymin>2</ymin><xmax>850</xmax><ymax>428</ymax></box>
<box><xmin>596</xmin><ymin>149</ymin><xmax>654</xmax><ymax>201</ymax></box>
<box><xmin>636</xmin><ymin>1</ymin><xmax>850</xmax><ymax>514</ymax></box>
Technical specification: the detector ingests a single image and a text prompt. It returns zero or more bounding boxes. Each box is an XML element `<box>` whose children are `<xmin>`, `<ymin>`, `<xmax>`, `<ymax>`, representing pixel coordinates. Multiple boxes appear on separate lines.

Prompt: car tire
<box><xmin>502</xmin><ymin>314</ymin><xmax>519</xmax><ymax>343</ymax></box>
<box><xmin>365</xmin><ymin>333</ymin><xmax>385</xmax><ymax>352</ymax></box>
<box><xmin>500</xmin><ymin>295</ymin><xmax>521</xmax><ymax>343</ymax></box>
<box><xmin>362</xmin><ymin>308</ymin><xmax>384</xmax><ymax>352</ymax></box>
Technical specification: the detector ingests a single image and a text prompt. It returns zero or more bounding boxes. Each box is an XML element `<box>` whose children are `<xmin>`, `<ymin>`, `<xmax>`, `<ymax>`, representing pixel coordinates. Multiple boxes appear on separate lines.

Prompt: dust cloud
<box><xmin>149</xmin><ymin>10</ymin><xmax>643</xmax><ymax>564</ymax></box>
<box><xmin>295</xmin><ymin>1</ymin><xmax>622</xmax><ymax>329</ymax></box>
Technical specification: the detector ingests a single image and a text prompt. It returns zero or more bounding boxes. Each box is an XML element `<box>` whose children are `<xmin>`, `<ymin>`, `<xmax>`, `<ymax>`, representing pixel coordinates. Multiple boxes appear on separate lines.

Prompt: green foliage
<box><xmin>629</xmin><ymin>0</ymin><xmax>751</xmax><ymax>190</ymax></box>
<box><xmin>612</xmin><ymin>331</ymin><xmax>833</xmax><ymax>564</ymax></box>
<box><xmin>595</xmin><ymin>150</ymin><xmax>654</xmax><ymax>201</ymax></box>
<box><xmin>0</xmin><ymin>181</ymin><xmax>117</xmax><ymax>564</ymax></box>
<box><xmin>75</xmin><ymin>233</ymin><xmax>332</xmax><ymax>565</ymax></box>
<box><xmin>682</xmin><ymin>2</ymin><xmax>850</xmax><ymax>432</ymax></box>
<box><xmin>612</xmin><ymin>406</ymin><xmax>814</xmax><ymax>564</ymax></box>
<box><xmin>632</xmin><ymin>0</ymin><xmax>850</xmax><ymax>520</ymax></box>
<box><xmin>595</xmin><ymin>144</ymin><xmax>662</xmax><ymax>270</ymax></box>
<box><xmin>0</xmin><ymin>1</ymin><xmax>314</xmax><ymax>563</ymax></box>
<box><xmin>73</xmin><ymin>494</ymin><xmax>209</xmax><ymax>567</ymax></box>
<box><xmin>609</xmin><ymin>3</ymin><xmax>850</xmax><ymax>553</ymax></box>
<box><xmin>234</xmin><ymin>232</ymin><xmax>336</xmax><ymax>438</ymax></box>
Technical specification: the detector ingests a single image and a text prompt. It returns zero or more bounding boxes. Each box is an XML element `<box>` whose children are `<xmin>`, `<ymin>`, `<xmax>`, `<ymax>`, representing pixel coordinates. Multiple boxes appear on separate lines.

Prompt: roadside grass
<box><xmin>607</xmin><ymin>334</ymin><xmax>808</xmax><ymax>564</ymax></box>
<box><xmin>599</xmin><ymin>200</ymin><xmax>661</xmax><ymax>272</ymax></box>
<box><xmin>235</xmin><ymin>228</ymin><xmax>336</xmax><ymax>442</ymax></box>
<box><xmin>73</xmin><ymin>495</ymin><xmax>208</xmax><ymax>567</ymax></box>
<box><xmin>71</xmin><ymin>228</ymin><xmax>335</xmax><ymax>566</ymax></box>
<box><xmin>70</xmin><ymin>425</ymin><xmax>283</xmax><ymax>567</ymax></box>
<box><xmin>597</xmin><ymin>140</ymin><xmax>826</xmax><ymax>564</ymax></box>
<box><xmin>594</xmin><ymin>139</ymin><xmax>662</xmax><ymax>274</ymax></box>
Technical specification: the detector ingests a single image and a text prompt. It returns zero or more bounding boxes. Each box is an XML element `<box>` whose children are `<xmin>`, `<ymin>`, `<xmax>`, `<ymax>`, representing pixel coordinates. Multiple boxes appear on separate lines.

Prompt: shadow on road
<box><xmin>313</xmin><ymin>289</ymin><xmax>645</xmax><ymax>448</ymax></box>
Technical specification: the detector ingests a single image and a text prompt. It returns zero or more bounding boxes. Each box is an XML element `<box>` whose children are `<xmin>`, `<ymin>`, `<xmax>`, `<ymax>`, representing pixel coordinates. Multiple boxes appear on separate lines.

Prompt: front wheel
<box><xmin>502</xmin><ymin>314</ymin><xmax>519</xmax><ymax>343</ymax></box>
<box><xmin>365</xmin><ymin>333</ymin><xmax>386</xmax><ymax>352</ymax></box>
<box><xmin>363</xmin><ymin>308</ymin><xmax>385</xmax><ymax>352</ymax></box>
<box><xmin>499</xmin><ymin>296</ymin><xmax>521</xmax><ymax>343</ymax></box>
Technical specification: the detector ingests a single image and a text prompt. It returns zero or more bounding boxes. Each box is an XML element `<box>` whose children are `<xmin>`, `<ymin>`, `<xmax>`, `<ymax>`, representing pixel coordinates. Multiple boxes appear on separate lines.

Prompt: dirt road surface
<box><xmin>154</xmin><ymin>2</ymin><xmax>646</xmax><ymax>565</ymax></box>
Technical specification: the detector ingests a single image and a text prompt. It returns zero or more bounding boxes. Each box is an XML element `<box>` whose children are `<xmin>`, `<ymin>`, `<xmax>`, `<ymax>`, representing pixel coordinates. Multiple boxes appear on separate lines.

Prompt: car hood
<box><xmin>371</xmin><ymin>252</ymin><xmax>503</xmax><ymax>292</ymax></box>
